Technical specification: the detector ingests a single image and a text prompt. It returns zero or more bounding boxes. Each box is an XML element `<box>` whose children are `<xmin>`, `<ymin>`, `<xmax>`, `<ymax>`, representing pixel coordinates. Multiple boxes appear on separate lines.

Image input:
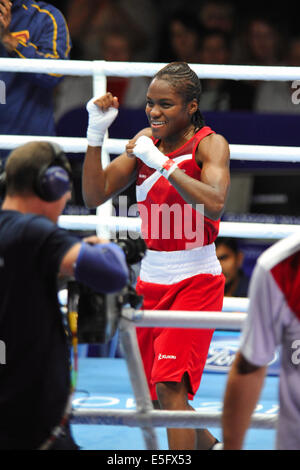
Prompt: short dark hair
<box><xmin>201</xmin><ymin>28</ymin><xmax>233</xmax><ymax>51</ymax></box>
<box><xmin>5</xmin><ymin>141</ymin><xmax>70</xmax><ymax>196</ymax></box>
<box><xmin>215</xmin><ymin>236</ymin><xmax>240</xmax><ymax>254</ymax></box>
<box><xmin>169</xmin><ymin>9</ymin><xmax>202</xmax><ymax>39</ymax></box>
<box><xmin>153</xmin><ymin>62</ymin><xmax>205</xmax><ymax>131</ymax></box>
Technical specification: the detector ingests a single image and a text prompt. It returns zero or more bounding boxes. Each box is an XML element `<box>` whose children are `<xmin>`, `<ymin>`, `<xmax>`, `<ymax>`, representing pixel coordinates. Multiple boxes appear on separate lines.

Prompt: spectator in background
<box><xmin>198</xmin><ymin>29</ymin><xmax>254</xmax><ymax>111</ymax></box>
<box><xmin>238</xmin><ymin>16</ymin><xmax>283</xmax><ymax>66</ymax></box>
<box><xmin>65</xmin><ymin>0</ymin><xmax>123</xmax><ymax>60</ymax></box>
<box><xmin>157</xmin><ymin>10</ymin><xmax>202</xmax><ymax>64</ymax></box>
<box><xmin>232</xmin><ymin>16</ymin><xmax>286</xmax><ymax>113</ymax></box>
<box><xmin>0</xmin><ymin>0</ymin><xmax>72</xmax><ymax>159</ymax></box>
<box><xmin>254</xmin><ymin>36</ymin><xmax>300</xmax><ymax>114</ymax></box>
<box><xmin>215</xmin><ymin>237</ymin><xmax>250</xmax><ymax>297</ymax></box>
<box><xmin>100</xmin><ymin>26</ymin><xmax>150</xmax><ymax>108</ymax></box>
<box><xmin>66</xmin><ymin>0</ymin><xmax>156</xmax><ymax>62</ymax></box>
<box><xmin>54</xmin><ymin>25</ymin><xmax>150</xmax><ymax>123</ymax></box>
<box><xmin>198</xmin><ymin>0</ymin><xmax>236</xmax><ymax>34</ymax></box>
<box><xmin>65</xmin><ymin>0</ymin><xmax>97</xmax><ymax>59</ymax></box>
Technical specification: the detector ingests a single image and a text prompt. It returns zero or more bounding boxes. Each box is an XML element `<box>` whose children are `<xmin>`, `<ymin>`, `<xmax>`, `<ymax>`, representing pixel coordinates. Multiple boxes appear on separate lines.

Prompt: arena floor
<box><xmin>71</xmin><ymin>331</ymin><xmax>278</xmax><ymax>451</ymax></box>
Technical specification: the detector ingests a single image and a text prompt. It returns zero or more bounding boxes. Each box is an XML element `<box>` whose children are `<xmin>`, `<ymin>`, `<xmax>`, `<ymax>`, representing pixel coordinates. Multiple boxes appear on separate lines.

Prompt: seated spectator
<box><xmin>65</xmin><ymin>0</ymin><xmax>154</xmax><ymax>61</ymax></box>
<box><xmin>63</xmin><ymin>0</ymin><xmax>104</xmax><ymax>60</ymax></box>
<box><xmin>215</xmin><ymin>237</ymin><xmax>250</xmax><ymax>297</ymax></box>
<box><xmin>54</xmin><ymin>25</ymin><xmax>150</xmax><ymax>122</ymax></box>
<box><xmin>198</xmin><ymin>29</ymin><xmax>254</xmax><ymax>111</ymax></box>
<box><xmin>236</xmin><ymin>16</ymin><xmax>284</xmax><ymax>66</ymax></box>
<box><xmin>232</xmin><ymin>16</ymin><xmax>287</xmax><ymax>111</ymax></box>
<box><xmin>100</xmin><ymin>26</ymin><xmax>150</xmax><ymax>108</ymax></box>
<box><xmin>254</xmin><ymin>36</ymin><xmax>300</xmax><ymax>114</ymax></box>
<box><xmin>157</xmin><ymin>9</ymin><xmax>202</xmax><ymax>63</ymax></box>
<box><xmin>198</xmin><ymin>0</ymin><xmax>236</xmax><ymax>34</ymax></box>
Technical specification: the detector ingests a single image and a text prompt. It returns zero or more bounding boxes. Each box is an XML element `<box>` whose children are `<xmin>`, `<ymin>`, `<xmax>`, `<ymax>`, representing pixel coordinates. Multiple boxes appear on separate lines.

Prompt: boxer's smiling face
<box><xmin>145</xmin><ymin>78</ymin><xmax>193</xmax><ymax>142</ymax></box>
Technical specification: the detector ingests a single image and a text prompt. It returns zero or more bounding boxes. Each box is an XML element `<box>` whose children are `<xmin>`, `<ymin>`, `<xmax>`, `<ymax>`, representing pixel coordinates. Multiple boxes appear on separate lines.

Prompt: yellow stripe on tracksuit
<box><xmin>30</xmin><ymin>3</ymin><xmax>72</xmax><ymax>60</ymax></box>
<box><xmin>30</xmin><ymin>3</ymin><xmax>59</xmax><ymax>58</ymax></box>
<box><xmin>14</xmin><ymin>3</ymin><xmax>71</xmax><ymax>76</ymax></box>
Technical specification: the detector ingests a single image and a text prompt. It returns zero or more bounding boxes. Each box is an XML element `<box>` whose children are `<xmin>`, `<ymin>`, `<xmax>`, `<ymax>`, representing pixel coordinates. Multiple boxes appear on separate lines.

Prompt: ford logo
<box><xmin>205</xmin><ymin>340</ymin><xmax>239</xmax><ymax>372</ymax></box>
<box><xmin>205</xmin><ymin>338</ymin><xmax>280</xmax><ymax>375</ymax></box>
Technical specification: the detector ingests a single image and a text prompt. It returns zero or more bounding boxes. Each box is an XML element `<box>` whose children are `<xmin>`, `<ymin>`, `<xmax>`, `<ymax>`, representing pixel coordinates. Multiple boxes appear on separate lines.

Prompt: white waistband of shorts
<box><xmin>140</xmin><ymin>243</ymin><xmax>222</xmax><ymax>285</ymax></box>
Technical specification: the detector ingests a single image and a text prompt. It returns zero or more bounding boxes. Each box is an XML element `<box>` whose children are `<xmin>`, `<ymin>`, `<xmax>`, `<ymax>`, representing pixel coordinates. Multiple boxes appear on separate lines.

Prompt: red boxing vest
<box><xmin>135</xmin><ymin>126</ymin><xmax>220</xmax><ymax>251</ymax></box>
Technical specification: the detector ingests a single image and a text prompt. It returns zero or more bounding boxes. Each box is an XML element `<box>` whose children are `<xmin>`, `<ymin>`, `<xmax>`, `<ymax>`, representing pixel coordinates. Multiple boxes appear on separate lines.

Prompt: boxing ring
<box><xmin>1</xmin><ymin>58</ymin><xmax>300</xmax><ymax>450</ymax></box>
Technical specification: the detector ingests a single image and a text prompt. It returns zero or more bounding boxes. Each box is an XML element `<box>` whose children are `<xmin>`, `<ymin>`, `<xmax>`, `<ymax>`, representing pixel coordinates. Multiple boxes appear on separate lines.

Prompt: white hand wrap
<box><xmin>134</xmin><ymin>136</ymin><xmax>178</xmax><ymax>179</ymax></box>
<box><xmin>86</xmin><ymin>98</ymin><xmax>118</xmax><ymax>147</ymax></box>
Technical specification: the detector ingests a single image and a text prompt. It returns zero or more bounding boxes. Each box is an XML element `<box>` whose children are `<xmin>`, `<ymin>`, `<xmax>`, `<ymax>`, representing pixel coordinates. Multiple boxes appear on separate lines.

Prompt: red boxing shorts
<box><xmin>135</xmin><ymin>272</ymin><xmax>225</xmax><ymax>401</ymax></box>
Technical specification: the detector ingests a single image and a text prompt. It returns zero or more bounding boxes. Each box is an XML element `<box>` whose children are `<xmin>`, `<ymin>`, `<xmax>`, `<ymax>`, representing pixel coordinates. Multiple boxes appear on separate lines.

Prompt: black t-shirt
<box><xmin>0</xmin><ymin>210</ymin><xmax>79</xmax><ymax>449</ymax></box>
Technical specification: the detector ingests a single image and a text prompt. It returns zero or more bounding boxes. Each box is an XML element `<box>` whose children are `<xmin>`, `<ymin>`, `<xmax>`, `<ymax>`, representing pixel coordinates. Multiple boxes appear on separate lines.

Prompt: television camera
<box><xmin>67</xmin><ymin>237</ymin><xmax>146</xmax><ymax>344</ymax></box>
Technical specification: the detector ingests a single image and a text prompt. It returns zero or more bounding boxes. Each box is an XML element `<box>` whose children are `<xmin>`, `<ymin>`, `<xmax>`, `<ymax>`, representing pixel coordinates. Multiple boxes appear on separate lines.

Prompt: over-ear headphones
<box><xmin>0</xmin><ymin>142</ymin><xmax>72</xmax><ymax>202</ymax></box>
<box><xmin>34</xmin><ymin>142</ymin><xmax>72</xmax><ymax>202</ymax></box>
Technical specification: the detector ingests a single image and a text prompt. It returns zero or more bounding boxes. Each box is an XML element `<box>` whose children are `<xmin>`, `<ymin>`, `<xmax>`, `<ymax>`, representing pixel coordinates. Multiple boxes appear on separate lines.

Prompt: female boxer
<box><xmin>82</xmin><ymin>62</ymin><xmax>230</xmax><ymax>450</ymax></box>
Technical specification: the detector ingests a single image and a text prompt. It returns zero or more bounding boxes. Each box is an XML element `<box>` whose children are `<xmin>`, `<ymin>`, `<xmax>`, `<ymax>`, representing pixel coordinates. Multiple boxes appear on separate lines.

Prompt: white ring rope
<box><xmin>57</xmin><ymin>214</ymin><xmax>300</xmax><ymax>240</ymax></box>
<box><xmin>58</xmin><ymin>291</ymin><xmax>248</xmax><ymax>313</ymax></box>
<box><xmin>1</xmin><ymin>58</ymin><xmax>300</xmax><ymax>81</ymax></box>
<box><xmin>72</xmin><ymin>408</ymin><xmax>277</xmax><ymax>430</ymax></box>
<box><xmin>222</xmin><ymin>297</ymin><xmax>248</xmax><ymax>312</ymax></box>
<box><xmin>1</xmin><ymin>135</ymin><xmax>300</xmax><ymax>163</ymax></box>
<box><xmin>124</xmin><ymin>308</ymin><xmax>247</xmax><ymax>330</ymax></box>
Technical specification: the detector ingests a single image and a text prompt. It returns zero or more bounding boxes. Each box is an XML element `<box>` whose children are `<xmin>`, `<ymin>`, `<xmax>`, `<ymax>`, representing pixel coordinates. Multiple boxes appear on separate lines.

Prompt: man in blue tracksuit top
<box><xmin>0</xmin><ymin>0</ymin><xmax>71</xmax><ymax>158</ymax></box>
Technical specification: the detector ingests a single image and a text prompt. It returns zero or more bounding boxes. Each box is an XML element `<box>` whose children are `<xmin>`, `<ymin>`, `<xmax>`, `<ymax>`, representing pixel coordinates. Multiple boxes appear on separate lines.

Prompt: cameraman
<box><xmin>0</xmin><ymin>141</ymin><xmax>129</xmax><ymax>450</ymax></box>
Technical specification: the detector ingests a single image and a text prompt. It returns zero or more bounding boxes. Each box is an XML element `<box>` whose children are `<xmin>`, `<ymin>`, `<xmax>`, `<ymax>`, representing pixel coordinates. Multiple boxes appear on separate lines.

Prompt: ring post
<box><xmin>92</xmin><ymin>60</ymin><xmax>112</xmax><ymax>240</ymax></box>
<box><xmin>119</xmin><ymin>311</ymin><xmax>159</xmax><ymax>450</ymax></box>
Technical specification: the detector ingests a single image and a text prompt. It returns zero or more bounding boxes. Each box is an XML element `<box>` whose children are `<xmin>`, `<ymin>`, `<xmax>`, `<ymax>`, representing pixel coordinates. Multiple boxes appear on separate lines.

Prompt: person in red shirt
<box><xmin>82</xmin><ymin>61</ymin><xmax>230</xmax><ymax>450</ymax></box>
